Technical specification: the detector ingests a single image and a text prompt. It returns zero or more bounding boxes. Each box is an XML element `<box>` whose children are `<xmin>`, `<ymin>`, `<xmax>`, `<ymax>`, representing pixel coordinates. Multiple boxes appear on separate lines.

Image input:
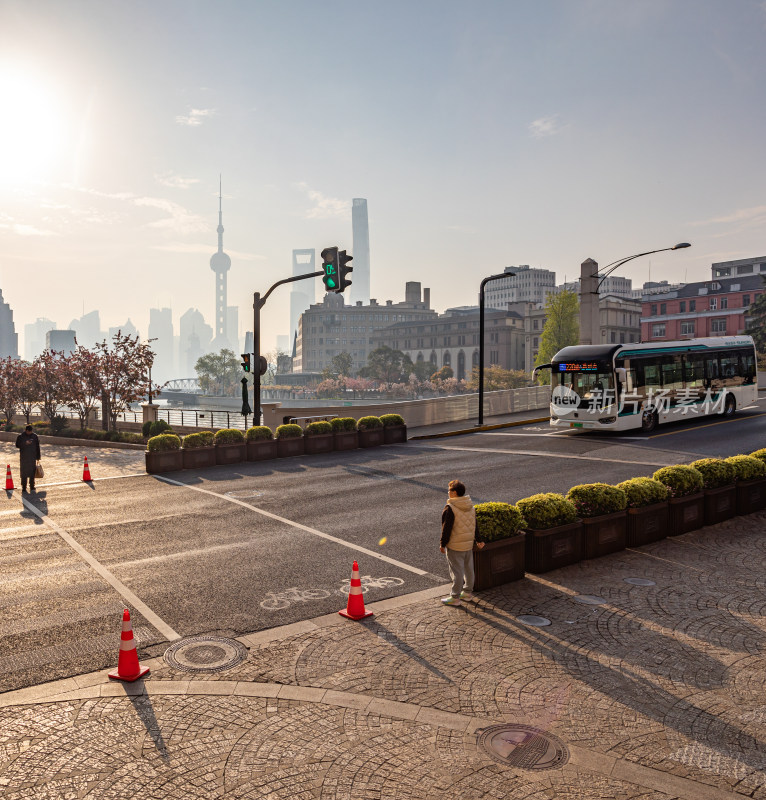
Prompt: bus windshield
<box><xmin>556</xmin><ymin>371</ymin><xmax>615</xmax><ymax>408</ymax></box>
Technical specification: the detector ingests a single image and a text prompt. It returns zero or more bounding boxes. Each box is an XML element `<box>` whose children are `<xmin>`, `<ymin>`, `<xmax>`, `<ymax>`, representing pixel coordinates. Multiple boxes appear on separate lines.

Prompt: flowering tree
<box><xmin>34</xmin><ymin>350</ymin><xmax>71</xmax><ymax>426</ymax></box>
<box><xmin>0</xmin><ymin>357</ymin><xmax>21</xmax><ymax>429</ymax></box>
<box><xmin>16</xmin><ymin>361</ymin><xmax>40</xmax><ymax>424</ymax></box>
<box><xmin>62</xmin><ymin>347</ymin><xmax>103</xmax><ymax>429</ymax></box>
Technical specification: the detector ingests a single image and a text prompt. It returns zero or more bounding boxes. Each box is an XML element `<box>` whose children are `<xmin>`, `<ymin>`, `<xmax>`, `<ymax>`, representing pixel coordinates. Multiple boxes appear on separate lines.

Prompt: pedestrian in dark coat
<box><xmin>15</xmin><ymin>425</ymin><xmax>41</xmax><ymax>492</ymax></box>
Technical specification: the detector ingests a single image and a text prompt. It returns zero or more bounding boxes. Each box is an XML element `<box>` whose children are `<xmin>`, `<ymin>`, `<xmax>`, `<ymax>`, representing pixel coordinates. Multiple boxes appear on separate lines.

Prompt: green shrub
<box><xmin>357</xmin><ymin>415</ymin><xmax>382</xmax><ymax>430</ymax></box>
<box><xmin>475</xmin><ymin>502</ymin><xmax>526</xmax><ymax>542</ymax></box>
<box><xmin>276</xmin><ymin>424</ymin><xmax>303</xmax><ymax>439</ymax></box>
<box><xmin>516</xmin><ymin>493</ymin><xmax>578</xmax><ymax>530</ymax></box>
<box><xmin>566</xmin><ymin>483</ymin><xmax>627</xmax><ymax>517</ymax></box>
<box><xmin>749</xmin><ymin>448</ymin><xmax>766</xmax><ymax>467</ymax></box>
<box><xmin>148</xmin><ymin>419</ymin><xmax>172</xmax><ymax>438</ymax></box>
<box><xmin>245</xmin><ymin>425</ymin><xmax>273</xmax><ymax>441</ymax></box>
<box><xmin>689</xmin><ymin>458</ymin><xmax>736</xmax><ymax>489</ymax></box>
<box><xmin>652</xmin><ymin>465</ymin><xmax>704</xmax><ymax>497</ymax></box>
<box><xmin>725</xmin><ymin>455</ymin><xmax>766</xmax><ymax>481</ymax></box>
<box><xmin>32</xmin><ymin>421</ymin><xmax>48</xmax><ymax>429</ymax></box>
<box><xmin>214</xmin><ymin>428</ymin><xmax>245</xmax><ymax>445</ymax></box>
<box><xmin>147</xmin><ymin>433</ymin><xmax>181</xmax><ymax>452</ymax></box>
<box><xmin>120</xmin><ymin>432</ymin><xmax>145</xmax><ymax>444</ymax></box>
<box><xmin>331</xmin><ymin>417</ymin><xmax>357</xmax><ymax>432</ymax></box>
<box><xmin>142</xmin><ymin>420</ymin><xmax>152</xmax><ymax>437</ymax></box>
<box><xmin>305</xmin><ymin>420</ymin><xmax>332</xmax><ymax>435</ymax></box>
<box><xmin>182</xmin><ymin>431</ymin><xmax>215</xmax><ymax>449</ymax></box>
<box><xmin>379</xmin><ymin>413</ymin><xmax>405</xmax><ymax>427</ymax></box>
<box><xmin>615</xmin><ymin>477</ymin><xmax>669</xmax><ymax>509</ymax></box>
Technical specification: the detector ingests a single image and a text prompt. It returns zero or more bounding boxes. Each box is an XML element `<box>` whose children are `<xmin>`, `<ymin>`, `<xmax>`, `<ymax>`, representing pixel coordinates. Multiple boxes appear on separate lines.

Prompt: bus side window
<box><xmin>741</xmin><ymin>352</ymin><xmax>755</xmax><ymax>384</ymax></box>
<box><xmin>683</xmin><ymin>357</ymin><xmax>705</xmax><ymax>389</ymax></box>
<box><xmin>626</xmin><ymin>369</ymin><xmax>635</xmax><ymax>393</ymax></box>
<box><xmin>706</xmin><ymin>355</ymin><xmax>721</xmax><ymax>388</ymax></box>
<box><xmin>720</xmin><ymin>355</ymin><xmax>741</xmax><ymax>386</ymax></box>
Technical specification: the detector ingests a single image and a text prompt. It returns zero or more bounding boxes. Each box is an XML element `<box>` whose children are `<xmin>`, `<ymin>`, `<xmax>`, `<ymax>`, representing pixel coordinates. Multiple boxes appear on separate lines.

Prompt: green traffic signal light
<box><xmin>241</xmin><ymin>353</ymin><xmax>251</xmax><ymax>372</ymax></box>
<box><xmin>321</xmin><ymin>246</ymin><xmax>339</xmax><ymax>292</ymax></box>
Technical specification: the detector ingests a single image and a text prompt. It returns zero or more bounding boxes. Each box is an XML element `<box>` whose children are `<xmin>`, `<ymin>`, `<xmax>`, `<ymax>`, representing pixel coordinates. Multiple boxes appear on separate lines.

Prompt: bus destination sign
<box><xmin>557</xmin><ymin>362</ymin><xmax>599</xmax><ymax>372</ymax></box>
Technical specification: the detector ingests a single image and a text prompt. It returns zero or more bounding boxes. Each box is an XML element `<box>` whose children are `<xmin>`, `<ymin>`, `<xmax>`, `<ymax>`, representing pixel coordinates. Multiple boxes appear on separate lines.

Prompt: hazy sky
<box><xmin>1</xmin><ymin>0</ymin><xmax>765</xmax><ymax>357</ymax></box>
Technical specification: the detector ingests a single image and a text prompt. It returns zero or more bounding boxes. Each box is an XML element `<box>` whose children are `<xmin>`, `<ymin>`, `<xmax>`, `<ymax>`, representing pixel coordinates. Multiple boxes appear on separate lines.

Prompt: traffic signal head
<box><xmin>321</xmin><ymin>246</ymin><xmax>339</xmax><ymax>292</ymax></box>
<box><xmin>259</xmin><ymin>356</ymin><xmax>268</xmax><ymax>376</ymax></box>
<box><xmin>338</xmin><ymin>250</ymin><xmax>353</xmax><ymax>293</ymax></box>
<box><xmin>241</xmin><ymin>353</ymin><xmax>251</xmax><ymax>372</ymax></box>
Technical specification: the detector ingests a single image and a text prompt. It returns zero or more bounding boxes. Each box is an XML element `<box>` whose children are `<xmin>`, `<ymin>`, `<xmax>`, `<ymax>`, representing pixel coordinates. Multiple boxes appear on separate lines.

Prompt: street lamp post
<box><xmin>478</xmin><ymin>271</ymin><xmax>515</xmax><ymax>426</ymax></box>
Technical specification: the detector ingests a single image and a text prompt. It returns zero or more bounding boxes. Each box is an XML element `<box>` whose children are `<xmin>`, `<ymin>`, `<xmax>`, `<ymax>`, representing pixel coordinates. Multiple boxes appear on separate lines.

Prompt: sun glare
<box><xmin>0</xmin><ymin>67</ymin><xmax>67</xmax><ymax>184</ymax></box>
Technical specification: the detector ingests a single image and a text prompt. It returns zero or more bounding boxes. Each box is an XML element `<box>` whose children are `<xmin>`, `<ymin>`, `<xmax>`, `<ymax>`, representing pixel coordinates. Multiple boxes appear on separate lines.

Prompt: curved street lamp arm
<box><xmin>594</xmin><ymin>243</ymin><xmax>690</xmax><ymax>292</ymax></box>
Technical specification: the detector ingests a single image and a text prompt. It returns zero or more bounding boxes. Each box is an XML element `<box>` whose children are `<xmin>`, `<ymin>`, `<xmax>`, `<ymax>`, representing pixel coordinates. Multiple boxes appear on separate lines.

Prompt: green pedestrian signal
<box><xmin>321</xmin><ymin>246</ymin><xmax>339</xmax><ymax>292</ymax></box>
<box><xmin>241</xmin><ymin>353</ymin><xmax>251</xmax><ymax>372</ymax></box>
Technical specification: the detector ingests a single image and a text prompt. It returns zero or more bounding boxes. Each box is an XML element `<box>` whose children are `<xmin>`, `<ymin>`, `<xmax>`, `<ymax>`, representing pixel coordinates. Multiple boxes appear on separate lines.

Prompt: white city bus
<box><xmin>536</xmin><ymin>336</ymin><xmax>758</xmax><ymax>433</ymax></box>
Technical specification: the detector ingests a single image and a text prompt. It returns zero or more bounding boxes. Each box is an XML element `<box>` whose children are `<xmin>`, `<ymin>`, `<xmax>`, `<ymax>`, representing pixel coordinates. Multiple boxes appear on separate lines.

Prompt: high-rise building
<box><xmin>210</xmin><ymin>179</ymin><xmax>232</xmax><ymax>350</ymax></box>
<box><xmin>24</xmin><ymin>317</ymin><xmax>56</xmax><ymax>361</ymax></box>
<box><xmin>290</xmin><ymin>249</ymin><xmax>315</xmax><ymax>342</ymax></box>
<box><xmin>351</xmin><ymin>199</ymin><xmax>370</xmax><ymax>305</ymax></box>
<box><xmin>148</xmin><ymin>308</ymin><xmax>174</xmax><ymax>382</ymax></box>
<box><xmin>45</xmin><ymin>330</ymin><xmax>76</xmax><ymax>355</ymax></box>
<box><xmin>68</xmin><ymin>310</ymin><xmax>102</xmax><ymax>348</ymax></box>
<box><xmin>179</xmin><ymin>308</ymin><xmax>212</xmax><ymax>376</ymax></box>
<box><xmin>485</xmin><ymin>265</ymin><xmax>557</xmax><ymax>309</ymax></box>
<box><xmin>108</xmin><ymin>319</ymin><xmax>139</xmax><ymax>340</ymax></box>
<box><xmin>559</xmin><ymin>274</ymin><xmax>633</xmax><ymax>298</ymax></box>
<box><xmin>0</xmin><ymin>290</ymin><xmax>19</xmax><ymax>359</ymax></box>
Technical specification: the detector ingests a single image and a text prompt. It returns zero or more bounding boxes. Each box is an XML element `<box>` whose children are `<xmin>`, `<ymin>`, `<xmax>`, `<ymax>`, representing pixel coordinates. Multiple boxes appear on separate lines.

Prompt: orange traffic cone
<box><xmin>5</xmin><ymin>464</ymin><xmax>14</xmax><ymax>491</ymax></box>
<box><xmin>82</xmin><ymin>456</ymin><xmax>92</xmax><ymax>482</ymax></box>
<box><xmin>108</xmin><ymin>608</ymin><xmax>150</xmax><ymax>682</ymax></box>
<box><xmin>339</xmin><ymin>560</ymin><xmax>374</xmax><ymax>620</ymax></box>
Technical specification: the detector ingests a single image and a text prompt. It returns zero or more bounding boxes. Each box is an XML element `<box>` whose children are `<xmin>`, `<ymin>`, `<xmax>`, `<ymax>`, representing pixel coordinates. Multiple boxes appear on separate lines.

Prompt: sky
<box><xmin>1</xmin><ymin>0</ymin><xmax>765</xmax><ymax>360</ymax></box>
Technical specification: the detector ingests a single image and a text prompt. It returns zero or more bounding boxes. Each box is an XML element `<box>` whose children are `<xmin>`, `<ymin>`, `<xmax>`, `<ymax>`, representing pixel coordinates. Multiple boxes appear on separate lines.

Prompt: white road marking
<box><xmin>19</xmin><ymin>497</ymin><xmax>180</xmax><ymax>642</ymax></box>
<box><xmin>155</xmin><ymin>475</ymin><xmax>430</xmax><ymax>577</ymax></box>
<box><xmin>34</xmin><ymin>473</ymin><xmax>147</xmax><ymax>489</ymax></box>
<box><xmin>741</xmin><ymin>405</ymin><xmax>757</xmax><ymax>410</ymax></box>
<box><xmin>421</xmin><ymin>444</ymin><xmax>671</xmax><ymax>467</ymax></box>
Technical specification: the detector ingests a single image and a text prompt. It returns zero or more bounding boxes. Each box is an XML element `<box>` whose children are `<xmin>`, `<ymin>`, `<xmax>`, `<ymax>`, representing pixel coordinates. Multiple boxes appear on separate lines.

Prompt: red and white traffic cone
<box><xmin>5</xmin><ymin>464</ymin><xmax>14</xmax><ymax>491</ymax></box>
<box><xmin>108</xmin><ymin>608</ymin><xmax>150</xmax><ymax>682</ymax></box>
<box><xmin>82</xmin><ymin>456</ymin><xmax>92</xmax><ymax>482</ymax></box>
<box><xmin>339</xmin><ymin>560</ymin><xmax>374</xmax><ymax>620</ymax></box>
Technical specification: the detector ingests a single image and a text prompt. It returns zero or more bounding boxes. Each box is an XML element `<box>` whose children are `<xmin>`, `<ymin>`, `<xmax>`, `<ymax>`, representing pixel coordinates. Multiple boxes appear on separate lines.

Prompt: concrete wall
<box><xmin>262</xmin><ymin>385</ymin><xmax>550</xmax><ymax>429</ymax></box>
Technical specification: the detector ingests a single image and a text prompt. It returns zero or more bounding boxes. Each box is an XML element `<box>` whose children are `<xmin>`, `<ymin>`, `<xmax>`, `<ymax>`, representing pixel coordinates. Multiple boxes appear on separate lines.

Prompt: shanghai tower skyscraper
<box><xmin>351</xmin><ymin>198</ymin><xmax>370</xmax><ymax>305</ymax></box>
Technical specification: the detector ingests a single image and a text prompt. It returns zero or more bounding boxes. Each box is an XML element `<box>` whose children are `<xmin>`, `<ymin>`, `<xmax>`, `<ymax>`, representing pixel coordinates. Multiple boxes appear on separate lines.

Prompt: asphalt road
<box><xmin>3</xmin><ymin>397</ymin><xmax>766</xmax><ymax>692</ymax></box>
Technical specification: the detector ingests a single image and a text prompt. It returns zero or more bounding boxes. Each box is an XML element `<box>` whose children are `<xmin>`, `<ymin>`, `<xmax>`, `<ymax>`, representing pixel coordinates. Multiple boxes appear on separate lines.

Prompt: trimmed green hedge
<box><xmin>475</xmin><ymin>502</ymin><xmax>526</xmax><ymax>542</ymax></box>
<box><xmin>331</xmin><ymin>417</ymin><xmax>357</xmax><ymax>432</ymax></box>
<box><xmin>142</xmin><ymin>419</ymin><xmax>172</xmax><ymax>438</ymax></box>
<box><xmin>652</xmin><ymin>465</ymin><xmax>704</xmax><ymax>497</ymax></box>
<box><xmin>245</xmin><ymin>425</ymin><xmax>273</xmax><ymax>441</ymax></box>
<box><xmin>214</xmin><ymin>428</ymin><xmax>245</xmax><ymax>445</ymax></box>
<box><xmin>689</xmin><ymin>458</ymin><xmax>736</xmax><ymax>489</ymax></box>
<box><xmin>379</xmin><ymin>413</ymin><xmax>405</xmax><ymax>427</ymax></box>
<box><xmin>615</xmin><ymin>477</ymin><xmax>668</xmax><ymax>509</ymax></box>
<box><xmin>276</xmin><ymin>424</ymin><xmax>303</xmax><ymax>439</ymax></box>
<box><xmin>305</xmin><ymin>420</ymin><xmax>333</xmax><ymax>435</ymax></box>
<box><xmin>516</xmin><ymin>493</ymin><xmax>578</xmax><ymax>530</ymax></box>
<box><xmin>566</xmin><ymin>483</ymin><xmax>627</xmax><ymax>517</ymax></box>
<box><xmin>725</xmin><ymin>455</ymin><xmax>766</xmax><ymax>481</ymax></box>
<box><xmin>147</xmin><ymin>433</ymin><xmax>181</xmax><ymax>452</ymax></box>
<box><xmin>357</xmin><ymin>415</ymin><xmax>382</xmax><ymax>430</ymax></box>
<box><xmin>182</xmin><ymin>431</ymin><xmax>215</xmax><ymax>449</ymax></box>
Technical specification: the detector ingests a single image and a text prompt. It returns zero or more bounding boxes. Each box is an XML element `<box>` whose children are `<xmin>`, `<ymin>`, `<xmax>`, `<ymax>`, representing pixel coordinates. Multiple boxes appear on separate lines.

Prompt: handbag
<box><xmin>35</xmin><ymin>462</ymin><xmax>44</xmax><ymax>479</ymax></box>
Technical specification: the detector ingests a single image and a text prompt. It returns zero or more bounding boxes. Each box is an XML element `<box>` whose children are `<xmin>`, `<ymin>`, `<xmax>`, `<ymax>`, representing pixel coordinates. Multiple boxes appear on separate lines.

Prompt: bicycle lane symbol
<box><xmin>260</xmin><ymin>577</ymin><xmax>406</xmax><ymax>611</ymax></box>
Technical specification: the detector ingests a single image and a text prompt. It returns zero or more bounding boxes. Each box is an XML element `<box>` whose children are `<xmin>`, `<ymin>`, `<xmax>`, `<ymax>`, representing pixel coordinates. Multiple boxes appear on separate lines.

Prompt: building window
<box><xmin>660</xmin><ymin>303</ymin><xmax>666</xmax><ymax>315</ymax></box>
<box><xmin>610</xmin><ymin>332</ymin><xmax>616</xmax><ymax>343</ymax></box>
<box><xmin>689</xmin><ymin>300</ymin><xmax>696</xmax><ymax>311</ymax></box>
<box><xmin>709</xmin><ymin>297</ymin><xmax>717</xmax><ymax>310</ymax></box>
<box><xmin>680</xmin><ymin>320</ymin><xmax>695</xmax><ymax>336</ymax></box>
<box><xmin>711</xmin><ymin>318</ymin><xmax>727</xmax><ymax>333</ymax></box>
<box><xmin>533</xmin><ymin>320</ymin><xmax>538</xmax><ymax>330</ymax></box>
<box><xmin>533</xmin><ymin>337</ymin><xmax>538</xmax><ymax>347</ymax></box>
<box><xmin>651</xmin><ymin>304</ymin><xmax>657</xmax><ymax>315</ymax></box>
<box><xmin>743</xmin><ymin>294</ymin><xmax>751</xmax><ymax>306</ymax></box>
<box><xmin>720</xmin><ymin>297</ymin><xmax>728</xmax><ymax>309</ymax></box>
<box><xmin>679</xmin><ymin>301</ymin><xmax>686</xmax><ymax>312</ymax></box>
<box><xmin>651</xmin><ymin>323</ymin><xmax>666</xmax><ymax>338</ymax></box>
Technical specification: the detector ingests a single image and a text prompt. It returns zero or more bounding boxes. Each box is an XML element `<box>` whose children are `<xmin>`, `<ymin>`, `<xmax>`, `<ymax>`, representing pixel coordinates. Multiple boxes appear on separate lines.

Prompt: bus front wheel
<box><xmin>641</xmin><ymin>408</ymin><xmax>658</xmax><ymax>432</ymax></box>
<box><xmin>723</xmin><ymin>395</ymin><xmax>736</xmax><ymax>417</ymax></box>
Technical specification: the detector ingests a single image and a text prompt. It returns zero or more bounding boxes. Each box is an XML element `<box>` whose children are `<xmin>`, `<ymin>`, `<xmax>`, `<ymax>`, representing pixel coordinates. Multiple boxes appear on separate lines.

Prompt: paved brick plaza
<box><xmin>1</xmin><ymin>509</ymin><xmax>765</xmax><ymax>798</ymax></box>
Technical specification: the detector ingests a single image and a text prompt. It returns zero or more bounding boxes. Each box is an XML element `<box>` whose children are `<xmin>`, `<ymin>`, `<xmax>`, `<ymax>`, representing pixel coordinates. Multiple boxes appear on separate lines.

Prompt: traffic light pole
<box><xmin>478</xmin><ymin>271</ymin><xmax>514</xmax><ymax>426</ymax></box>
<box><xmin>252</xmin><ymin>270</ymin><xmax>323</xmax><ymax>425</ymax></box>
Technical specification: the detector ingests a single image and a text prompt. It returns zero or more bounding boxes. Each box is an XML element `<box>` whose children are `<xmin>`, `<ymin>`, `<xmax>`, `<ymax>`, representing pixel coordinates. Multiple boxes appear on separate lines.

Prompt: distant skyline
<box><xmin>1</xmin><ymin>0</ymin><xmax>765</xmax><ymax>360</ymax></box>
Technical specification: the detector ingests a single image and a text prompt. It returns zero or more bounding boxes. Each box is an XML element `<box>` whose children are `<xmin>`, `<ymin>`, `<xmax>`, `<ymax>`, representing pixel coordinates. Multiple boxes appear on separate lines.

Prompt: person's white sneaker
<box><xmin>459</xmin><ymin>591</ymin><xmax>473</xmax><ymax>601</ymax></box>
<box><xmin>441</xmin><ymin>596</ymin><xmax>461</xmax><ymax>606</ymax></box>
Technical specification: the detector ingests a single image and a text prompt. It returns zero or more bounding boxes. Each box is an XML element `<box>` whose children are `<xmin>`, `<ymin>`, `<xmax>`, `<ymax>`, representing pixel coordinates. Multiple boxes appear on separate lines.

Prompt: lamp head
<box><xmin>671</xmin><ymin>242</ymin><xmax>691</xmax><ymax>250</ymax></box>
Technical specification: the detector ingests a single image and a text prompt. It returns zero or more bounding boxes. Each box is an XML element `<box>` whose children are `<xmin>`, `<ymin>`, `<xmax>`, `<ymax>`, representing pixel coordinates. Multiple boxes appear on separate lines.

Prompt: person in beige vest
<box><xmin>439</xmin><ymin>479</ymin><xmax>484</xmax><ymax>606</ymax></box>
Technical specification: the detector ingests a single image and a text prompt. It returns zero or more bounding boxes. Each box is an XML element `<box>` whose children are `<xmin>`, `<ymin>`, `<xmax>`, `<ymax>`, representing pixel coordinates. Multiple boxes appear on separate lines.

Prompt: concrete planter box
<box><xmin>246</xmin><ymin>439</ymin><xmax>278</xmax><ymax>462</ymax></box>
<box><xmin>383</xmin><ymin>425</ymin><xmax>407</xmax><ymax>444</ymax></box>
<box><xmin>358</xmin><ymin>428</ymin><xmax>385</xmax><ymax>448</ymax></box>
<box><xmin>626</xmin><ymin>502</ymin><xmax>669</xmax><ymax>547</ymax></box>
<box><xmin>582</xmin><ymin>510</ymin><xmax>627</xmax><ymax>559</ymax></box>
<box><xmin>145</xmin><ymin>449</ymin><xmax>183</xmax><ymax>474</ymax></box>
<box><xmin>333</xmin><ymin>431</ymin><xmax>359</xmax><ymax>451</ymax></box>
<box><xmin>524</xmin><ymin>521</ymin><xmax>584</xmax><ymax>574</ymax></box>
<box><xmin>473</xmin><ymin>534</ymin><xmax>525</xmax><ymax>591</ymax></box>
<box><xmin>304</xmin><ymin>433</ymin><xmax>334</xmax><ymax>455</ymax></box>
<box><xmin>215</xmin><ymin>442</ymin><xmax>246</xmax><ymax>465</ymax></box>
<box><xmin>277</xmin><ymin>437</ymin><xmax>305</xmax><ymax>458</ymax></box>
<box><xmin>704</xmin><ymin>485</ymin><xmax>737</xmax><ymax>526</ymax></box>
<box><xmin>736</xmin><ymin>477</ymin><xmax>766</xmax><ymax>516</ymax></box>
<box><xmin>668</xmin><ymin>492</ymin><xmax>705</xmax><ymax>535</ymax></box>
<box><xmin>182</xmin><ymin>446</ymin><xmax>216</xmax><ymax>470</ymax></box>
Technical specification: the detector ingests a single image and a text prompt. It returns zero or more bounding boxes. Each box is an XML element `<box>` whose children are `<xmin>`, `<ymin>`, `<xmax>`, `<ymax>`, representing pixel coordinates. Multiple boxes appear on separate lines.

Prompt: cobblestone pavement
<box><xmin>1</xmin><ymin>511</ymin><xmax>765</xmax><ymax>797</ymax></box>
<box><xmin>0</xmin><ymin>441</ymin><xmax>145</xmax><ymax>486</ymax></box>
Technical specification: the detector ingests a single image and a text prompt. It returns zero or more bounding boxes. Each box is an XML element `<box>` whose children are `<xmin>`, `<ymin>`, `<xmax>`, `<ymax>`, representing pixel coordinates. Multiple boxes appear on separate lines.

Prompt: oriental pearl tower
<box><xmin>210</xmin><ymin>178</ymin><xmax>232</xmax><ymax>350</ymax></box>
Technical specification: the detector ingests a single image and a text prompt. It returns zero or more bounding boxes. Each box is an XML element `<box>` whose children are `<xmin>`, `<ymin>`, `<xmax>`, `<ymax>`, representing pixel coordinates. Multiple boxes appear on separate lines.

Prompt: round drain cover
<box><xmin>516</xmin><ymin>615</ymin><xmax>551</xmax><ymax>627</ymax></box>
<box><xmin>478</xmin><ymin>724</ymin><xmax>569</xmax><ymax>770</ymax></box>
<box><xmin>164</xmin><ymin>636</ymin><xmax>248</xmax><ymax>674</ymax></box>
<box><xmin>574</xmin><ymin>594</ymin><xmax>606</xmax><ymax>605</ymax></box>
<box><xmin>624</xmin><ymin>577</ymin><xmax>656</xmax><ymax>586</ymax></box>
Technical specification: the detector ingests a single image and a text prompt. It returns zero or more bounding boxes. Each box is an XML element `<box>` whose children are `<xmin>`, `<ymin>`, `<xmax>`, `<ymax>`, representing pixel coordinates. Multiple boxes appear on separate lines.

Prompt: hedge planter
<box><xmin>145</xmin><ymin>449</ymin><xmax>184</xmax><ymax>474</ymax></box>
<box><xmin>703</xmin><ymin>485</ymin><xmax>737</xmax><ymax>525</ymax></box>
<box><xmin>668</xmin><ymin>492</ymin><xmax>705</xmax><ymax>535</ymax></box>
<box><xmin>333</xmin><ymin>430</ymin><xmax>359</xmax><ymax>451</ymax></box>
<box><xmin>524</xmin><ymin>521</ymin><xmax>584</xmax><ymax>574</ymax></box>
<box><xmin>626</xmin><ymin>502</ymin><xmax>669</xmax><ymax>547</ymax></box>
<box><xmin>247</xmin><ymin>439</ymin><xmax>278</xmax><ymax>462</ymax></box>
<box><xmin>358</xmin><ymin>428</ymin><xmax>385</xmax><ymax>448</ymax></box>
<box><xmin>383</xmin><ymin>425</ymin><xmax>407</xmax><ymax>444</ymax></box>
<box><xmin>736</xmin><ymin>477</ymin><xmax>766</xmax><ymax>515</ymax></box>
<box><xmin>215</xmin><ymin>442</ymin><xmax>246</xmax><ymax>465</ymax></box>
<box><xmin>304</xmin><ymin>433</ymin><xmax>334</xmax><ymax>455</ymax></box>
<box><xmin>473</xmin><ymin>535</ymin><xmax>525</xmax><ymax>591</ymax></box>
<box><xmin>182</xmin><ymin>447</ymin><xmax>216</xmax><ymax>470</ymax></box>
<box><xmin>277</xmin><ymin>437</ymin><xmax>305</xmax><ymax>458</ymax></box>
<box><xmin>582</xmin><ymin>511</ymin><xmax>627</xmax><ymax>559</ymax></box>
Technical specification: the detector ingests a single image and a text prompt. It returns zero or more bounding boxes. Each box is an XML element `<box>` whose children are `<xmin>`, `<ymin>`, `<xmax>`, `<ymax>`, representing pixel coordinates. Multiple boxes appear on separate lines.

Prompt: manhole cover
<box><xmin>164</xmin><ymin>636</ymin><xmax>248</xmax><ymax>674</ymax></box>
<box><xmin>624</xmin><ymin>577</ymin><xmax>656</xmax><ymax>586</ymax></box>
<box><xmin>574</xmin><ymin>594</ymin><xmax>606</xmax><ymax>605</ymax></box>
<box><xmin>478</xmin><ymin>724</ymin><xmax>569</xmax><ymax>770</ymax></box>
<box><xmin>516</xmin><ymin>615</ymin><xmax>551</xmax><ymax>627</ymax></box>
<box><xmin>225</xmin><ymin>490</ymin><xmax>263</xmax><ymax>499</ymax></box>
